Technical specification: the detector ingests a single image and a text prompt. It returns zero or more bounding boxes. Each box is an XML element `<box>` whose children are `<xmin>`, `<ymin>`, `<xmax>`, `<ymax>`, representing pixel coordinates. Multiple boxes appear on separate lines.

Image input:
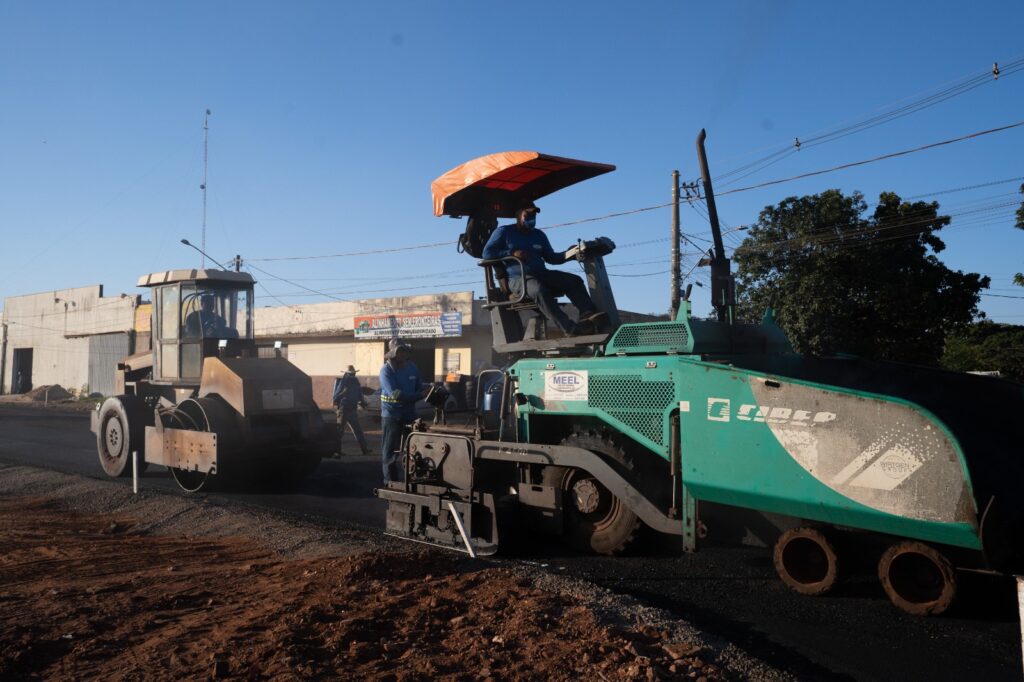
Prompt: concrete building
<box><xmin>1</xmin><ymin>285</ymin><xmax>141</xmax><ymax>396</ymax></box>
<box><xmin>252</xmin><ymin>291</ymin><xmax>494</xmax><ymax>406</ymax></box>
<box><xmin>1</xmin><ymin>284</ymin><xmax>494</xmax><ymax>408</ymax></box>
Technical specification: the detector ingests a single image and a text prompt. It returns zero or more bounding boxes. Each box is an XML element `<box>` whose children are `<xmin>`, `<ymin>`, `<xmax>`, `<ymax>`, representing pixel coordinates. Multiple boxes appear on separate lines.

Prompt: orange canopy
<box><xmin>431</xmin><ymin>151</ymin><xmax>615</xmax><ymax>218</ymax></box>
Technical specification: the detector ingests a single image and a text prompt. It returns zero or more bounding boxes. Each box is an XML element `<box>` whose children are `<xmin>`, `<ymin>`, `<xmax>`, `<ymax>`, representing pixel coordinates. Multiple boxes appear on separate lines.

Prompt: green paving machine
<box><xmin>376</xmin><ymin>136</ymin><xmax>1024</xmax><ymax>615</ymax></box>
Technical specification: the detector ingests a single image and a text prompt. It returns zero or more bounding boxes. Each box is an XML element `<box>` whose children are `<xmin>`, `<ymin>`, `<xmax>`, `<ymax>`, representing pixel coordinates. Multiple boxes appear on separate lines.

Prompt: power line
<box><xmin>732</xmin><ymin>200</ymin><xmax>1019</xmax><ymax>256</ymax></box>
<box><xmin>245</xmin><ymin>203</ymin><xmax>680</xmax><ymax>263</ymax></box>
<box><xmin>714</xmin><ymin>56</ymin><xmax>1024</xmax><ymax>186</ymax></box>
<box><xmin>244</xmin><ymin>125</ymin><xmax>1024</xmax><ymax>267</ymax></box>
<box><xmin>900</xmin><ymin>175</ymin><xmax>1024</xmax><ymax>201</ymax></box>
<box><xmin>247</xmin><ymin>239</ymin><xmax>455</xmax><ymax>263</ymax></box>
<box><xmin>717</xmin><ymin>119</ymin><xmax>1024</xmax><ymax>198</ymax></box>
<box><xmin>982</xmin><ymin>293</ymin><xmax>1024</xmax><ymax>300</ymax></box>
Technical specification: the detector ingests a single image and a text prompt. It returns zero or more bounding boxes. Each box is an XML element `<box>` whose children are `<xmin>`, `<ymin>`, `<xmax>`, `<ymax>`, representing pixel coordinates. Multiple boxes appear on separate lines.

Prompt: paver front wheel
<box><xmin>543</xmin><ymin>431</ymin><xmax>642</xmax><ymax>556</ymax></box>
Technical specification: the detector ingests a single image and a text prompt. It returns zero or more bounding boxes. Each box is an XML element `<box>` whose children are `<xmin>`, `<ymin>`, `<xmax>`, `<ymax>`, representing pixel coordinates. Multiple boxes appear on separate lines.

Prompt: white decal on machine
<box><xmin>772</xmin><ymin>427</ymin><xmax>820</xmax><ymax>472</ymax></box>
<box><xmin>745</xmin><ymin>380</ymin><xmax>970</xmax><ymax>524</ymax></box>
<box><xmin>832</xmin><ymin>437</ymin><xmax>925</xmax><ymax>491</ymax></box>
<box><xmin>707</xmin><ymin>398</ymin><xmax>731</xmax><ymax>422</ymax></box>
<box><xmin>706</xmin><ymin>397</ymin><xmax>835</xmax><ymax>426</ymax></box>
<box><xmin>543</xmin><ymin>371</ymin><xmax>588</xmax><ymax>401</ymax></box>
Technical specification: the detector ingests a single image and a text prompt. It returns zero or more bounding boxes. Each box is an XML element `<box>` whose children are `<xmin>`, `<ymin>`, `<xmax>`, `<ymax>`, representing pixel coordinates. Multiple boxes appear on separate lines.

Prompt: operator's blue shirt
<box><xmin>379</xmin><ymin>360</ymin><xmax>424</xmax><ymax>421</ymax></box>
<box><xmin>482</xmin><ymin>224</ymin><xmax>567</xmax><ymax>279</ymax></box>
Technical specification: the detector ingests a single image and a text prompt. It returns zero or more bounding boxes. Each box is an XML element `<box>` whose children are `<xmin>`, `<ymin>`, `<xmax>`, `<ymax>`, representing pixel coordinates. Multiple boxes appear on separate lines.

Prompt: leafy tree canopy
<box><xmin>941</xmin><ymin>321</ymin><xmax>1024</xmax><ymax>382</ymax></box>
<box><xmin>1014</xmin><ymin>183</ymin><xmax>1024</xmax><ymax>287</ymax></box>
<box><xmin>733</xmin><ymin>189</ymin><xmax>989</xmax><ymax>365</ymax></box>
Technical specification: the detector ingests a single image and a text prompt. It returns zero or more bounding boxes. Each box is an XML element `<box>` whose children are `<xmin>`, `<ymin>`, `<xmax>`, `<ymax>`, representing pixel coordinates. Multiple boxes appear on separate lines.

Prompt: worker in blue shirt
<box><xmin>331</xmin><ymin>365</ymin><xmax>370</xmax><ymax>457</ymax></box>
<box><xmin>379</xmin><ymin>341</ymin><xmax>426</xmax><ymax>485</ymax></box>
<box><xmin>482</xmin><ymin>200</ymin><xmax>605</xmax><ymax>335</ymax></box>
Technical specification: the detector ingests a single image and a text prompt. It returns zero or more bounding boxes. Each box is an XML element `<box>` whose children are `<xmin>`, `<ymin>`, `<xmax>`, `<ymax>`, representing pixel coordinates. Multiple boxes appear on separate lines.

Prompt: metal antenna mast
<box><xmin>200</xmin><ymin>108</ymin><xmax>211</xmax><ymax>268</ymax></box>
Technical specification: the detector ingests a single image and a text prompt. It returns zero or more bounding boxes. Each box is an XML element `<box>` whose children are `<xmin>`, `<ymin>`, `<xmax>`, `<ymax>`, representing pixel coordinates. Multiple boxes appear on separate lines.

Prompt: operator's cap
<box><xmin>517</xmin><ymin>199</ymin><xmax>540</xmax><ymax>214</ymax></box>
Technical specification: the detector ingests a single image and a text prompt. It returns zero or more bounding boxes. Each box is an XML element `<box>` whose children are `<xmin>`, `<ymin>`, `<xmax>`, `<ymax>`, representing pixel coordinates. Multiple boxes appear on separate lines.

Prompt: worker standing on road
<box><xmin>379</xmin><ymin>341</ymin><xmax>426</xmax><ymax>485</ymax></box>
<box><xmin>482</xmin><ymin>199</ymin><xmax>605</xmax><ymax>336</ymax></box>
<box><xmin>332</xmin><ymin>365</ymin><xmax>370</xmax><ymax>457</ymax></box>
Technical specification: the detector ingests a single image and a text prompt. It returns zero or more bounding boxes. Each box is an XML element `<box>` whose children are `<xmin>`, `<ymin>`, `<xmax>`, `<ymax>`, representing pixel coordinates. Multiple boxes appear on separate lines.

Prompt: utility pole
<box><xmin>200</xmin><ymin>109</ymin><xmax>211</xmax><ymax>268</ymax></box>
<box><xmin>670</xmin><ymin>170</ymin><xmax>681</xmax><ymax>319</ymax></box>
<box><xmin>234</xmin><ymin>255</ymin><xmax>242</xmax><ymax>272</ymax></box>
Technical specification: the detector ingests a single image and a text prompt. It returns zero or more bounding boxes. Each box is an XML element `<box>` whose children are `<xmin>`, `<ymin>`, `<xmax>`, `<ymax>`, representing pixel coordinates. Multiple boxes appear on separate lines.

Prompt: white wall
<box><xmin>2</xmin><ymin>285</ymin><xmax>138</xmax><ymax>394</ymax></box>
<box><xmin>285</xmin><ymin>338</ymin><xmax>387</xmax><ymax>378</ymax></box>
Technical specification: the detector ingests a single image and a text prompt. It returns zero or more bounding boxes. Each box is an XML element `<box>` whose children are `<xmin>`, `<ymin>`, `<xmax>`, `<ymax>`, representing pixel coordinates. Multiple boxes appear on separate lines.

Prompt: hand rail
<box><xmin>477</xmin><ymin>256</ymin><xmax>529</xmax><ymax>308</ymax></box>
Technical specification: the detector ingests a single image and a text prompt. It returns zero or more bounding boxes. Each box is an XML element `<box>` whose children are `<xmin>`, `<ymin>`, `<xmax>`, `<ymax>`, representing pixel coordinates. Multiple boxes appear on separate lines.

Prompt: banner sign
<box><xmin>354</xmin><ymin>311</ymin><xmax>463</xmax><ymax>340</ymax></box>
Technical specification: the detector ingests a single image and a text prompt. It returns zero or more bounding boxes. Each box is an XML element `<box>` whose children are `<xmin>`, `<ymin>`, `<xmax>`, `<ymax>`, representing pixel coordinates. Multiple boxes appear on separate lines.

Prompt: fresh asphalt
<box><xmin>0</xmin><ymin>404</ymin><xmax>1019</xmax><ymax>680</ymax></box>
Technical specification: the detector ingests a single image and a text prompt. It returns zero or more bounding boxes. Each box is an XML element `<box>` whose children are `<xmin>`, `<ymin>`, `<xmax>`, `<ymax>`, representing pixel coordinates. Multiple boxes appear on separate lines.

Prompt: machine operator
<box><xmin>184</xmin><ymin>293</ymin><xmax>234</xmax><ymax>339</ymax></box>
<box><xmin>482</xmin><ymin>200</ymin><xmax>605</xmax><ymax>336</ymax></box>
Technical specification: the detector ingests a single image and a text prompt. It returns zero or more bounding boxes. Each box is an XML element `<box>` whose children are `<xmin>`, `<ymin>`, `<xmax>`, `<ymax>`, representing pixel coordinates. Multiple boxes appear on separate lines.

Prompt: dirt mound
<box><xmin>0</xmin><ymin>495</ymin><xmax>724</xmax><ymax>681</ymax></box>
<box><xmin>26</xmin><ymin>385</ymin><xmax>73</xmax><ymax>402</ymax></box>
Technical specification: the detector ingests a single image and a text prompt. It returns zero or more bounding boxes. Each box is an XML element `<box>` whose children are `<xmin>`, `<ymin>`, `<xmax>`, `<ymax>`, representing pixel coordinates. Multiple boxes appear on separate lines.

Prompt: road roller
<box><xmin>91</xmin><ymin>268</ymin><xmax>332</xmax><ymax>492</ymax></box>
<box><xmin>376</xmin><ymin>135</ymin><xmax>1024</xmax><ymax>616</ymax></box>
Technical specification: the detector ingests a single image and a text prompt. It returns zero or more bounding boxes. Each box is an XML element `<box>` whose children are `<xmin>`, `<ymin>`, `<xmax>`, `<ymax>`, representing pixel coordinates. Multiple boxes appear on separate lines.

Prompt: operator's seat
<box><xmin>459</xmin><ymin>212</ymin><xmax>545</xmax><ymax>343</ymax></box>
<box><xmin>479</xmin><ymin>256</ymin><xmax>547</xmax><ymax>341</ymax></box>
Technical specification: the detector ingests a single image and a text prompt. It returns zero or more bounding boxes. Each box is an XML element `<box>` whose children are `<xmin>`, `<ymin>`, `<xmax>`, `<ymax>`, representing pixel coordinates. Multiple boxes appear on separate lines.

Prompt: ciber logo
<box><xmin>707</xmin><ymin>398</ymin><xmax>836</xmax><ymax>426</ymax></box>
<box><xmin>549</xmin><ymin>371</ymin><xmax>584</xmax><ymax>392</ymax></box>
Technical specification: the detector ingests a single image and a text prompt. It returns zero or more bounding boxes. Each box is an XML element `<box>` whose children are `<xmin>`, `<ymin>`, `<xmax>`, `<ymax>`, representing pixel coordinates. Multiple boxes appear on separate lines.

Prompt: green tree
<box><xmin>734</xmin><ymin>189</ymin><xmax>989</xmax><ymax>364</ymax></box>
<box><xmin>1014</xmin><ymin>183</ymin><xmax>1024</xmax><ymax>287</ymax></box>
<box><xmin>941</xmin><ymin>321</ymin><xmax>1024</xmax><ymax>382</ymax></box>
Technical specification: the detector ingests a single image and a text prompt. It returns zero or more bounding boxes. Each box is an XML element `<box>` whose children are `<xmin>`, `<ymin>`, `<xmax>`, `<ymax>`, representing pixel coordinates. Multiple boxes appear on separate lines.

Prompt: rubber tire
<box><xmin>96</xmin><ymin>395</ymin><xmax>145</xmax><ymax>478</ymax></box>
<box><xmin>773</xmin><ymin>527</ymin><xmax>840</xmax><ymax>596</ymax></box>
<box><xmin>878</xmin><ymin>541</ymin><xmax>957</xmax><ymax>616</ymax></box>
<box><xmin>543</xmin><ymin>431</ymin><xmax>642</xmax><ymax>556</ymax></box>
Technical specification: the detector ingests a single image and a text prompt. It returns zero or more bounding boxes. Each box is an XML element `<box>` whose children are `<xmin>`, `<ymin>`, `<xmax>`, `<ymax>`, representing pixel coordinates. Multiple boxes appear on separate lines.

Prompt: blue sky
<box><xmin>1</xmin><ymin>1</ymin><xmax>1022</xmax><ymax>322</ymax></box>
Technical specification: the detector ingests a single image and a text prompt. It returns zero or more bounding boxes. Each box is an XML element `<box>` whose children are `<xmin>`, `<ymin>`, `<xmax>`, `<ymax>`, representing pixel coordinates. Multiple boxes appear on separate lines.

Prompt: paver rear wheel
<box><xmin>878</xmin><ymin>541</ymin><xmax>957</xmax><ymax>616</ymax></box>
<box><xmin>96</xmin><ymin>396</ymin><xmax>146</xmax><ymax>478</ymax></box>
<box><xmin>773</xmin><ymin>527</ymin><xmax>840</xmax><ymax>596</ymax></box>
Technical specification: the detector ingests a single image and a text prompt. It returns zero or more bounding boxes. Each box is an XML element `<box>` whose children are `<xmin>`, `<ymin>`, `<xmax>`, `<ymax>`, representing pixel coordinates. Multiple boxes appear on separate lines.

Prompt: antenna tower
<box><xmin>200</xmin><ymin>109</ymin><xmax>211</xmax><ymax>268</ymax></box>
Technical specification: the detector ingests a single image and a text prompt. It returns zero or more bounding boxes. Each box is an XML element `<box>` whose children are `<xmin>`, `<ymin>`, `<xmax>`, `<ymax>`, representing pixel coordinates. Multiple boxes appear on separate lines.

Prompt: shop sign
<box><xmin>354</xmin><ymin>311</ymin><xmax>463</xmax><ymax>340</ymax></box>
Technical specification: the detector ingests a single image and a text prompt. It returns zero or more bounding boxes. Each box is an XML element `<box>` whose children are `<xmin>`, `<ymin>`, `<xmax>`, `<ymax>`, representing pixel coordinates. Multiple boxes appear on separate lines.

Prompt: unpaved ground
<box><xmin>0</xmin><ymin>391</ymin><xmax>98</xmax><ymax>412</ymax></box>
<box><xmin>0</xmin><ymin>465</ymin><xmax>783</xmax><ymax>680</ymax></box>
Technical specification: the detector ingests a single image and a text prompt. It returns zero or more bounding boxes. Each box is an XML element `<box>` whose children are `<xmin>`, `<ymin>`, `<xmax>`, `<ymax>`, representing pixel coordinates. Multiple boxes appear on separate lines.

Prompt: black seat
<box><xmin>479</xmin><ymin>257</ymin><xmax>547</xmax><ymax>341</ymax></box>
<box><xmin>479</xmin><ymin>257</ymin><xmax>536</xmax><ymax>310</ymax></box>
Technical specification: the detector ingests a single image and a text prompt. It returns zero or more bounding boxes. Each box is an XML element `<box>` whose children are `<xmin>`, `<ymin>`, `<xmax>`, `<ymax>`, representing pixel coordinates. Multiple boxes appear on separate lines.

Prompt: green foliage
<box><xmin>941</xmin><ymin>321</ymin><xmax>1024</xmax><ymax>382</ymax></box>
<box><xmin>1015</xmin><ymin>183</ymin><xmax>1024</xmax><ymax>287</ymax></box>
<box><xmin>1017</xmin><ymin>183</ymin><xmax>1024</xmax><ymax>231</ymax></box>
<box><xmin>734</xmin><ymin>189</ymin><xmax>989</xmax><ymax>365</ymax></box>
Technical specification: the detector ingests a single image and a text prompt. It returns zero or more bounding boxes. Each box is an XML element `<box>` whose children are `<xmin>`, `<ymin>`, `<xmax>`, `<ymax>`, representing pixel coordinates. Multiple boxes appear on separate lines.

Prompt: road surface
<box><xmin>0</xmin><ymin>404</ymin><xmax>1019</xmax><ymax>681</ymax></box>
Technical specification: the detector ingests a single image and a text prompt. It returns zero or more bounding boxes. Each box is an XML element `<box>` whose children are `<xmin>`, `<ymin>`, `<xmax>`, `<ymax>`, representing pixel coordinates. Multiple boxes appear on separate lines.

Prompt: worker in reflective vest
<box><xmin>379</xmin><ymin>341</ymin><xmax>425</xmax><ymax>485</ymax></box>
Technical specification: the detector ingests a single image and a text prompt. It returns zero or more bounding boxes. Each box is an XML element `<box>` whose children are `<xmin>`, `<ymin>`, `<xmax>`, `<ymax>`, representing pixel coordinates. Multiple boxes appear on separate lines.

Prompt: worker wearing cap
<box><xmin>379</xmin><ymin>341</ymin><xmax>426</xmax><ymax>485</ymax></box>
<box><xmin>482</xmin><ymin>200</ymin><xmax>605</xmax><ymax>336</ymax></box>
<box><xmin>332</xmin><ymin>365</ymin><xmax>369</xmax><ymax>457</ymax></box>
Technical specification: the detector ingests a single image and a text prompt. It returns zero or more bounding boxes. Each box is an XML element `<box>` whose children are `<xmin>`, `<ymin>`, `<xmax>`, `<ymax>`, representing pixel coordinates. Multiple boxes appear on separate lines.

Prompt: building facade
<box><xmin>1</xmin><ymin>285</ymin><xmax>140</xmax><ymax>396</ymax></box>
<box><xmin>2</xmin><ymin>285</ymin><xmax>494</xmax><ymax>408</ymax></box>
<box><xmin>253</xmin><ymin>291</ymin><xmax>494</xmax><ymax>406</ymax></box>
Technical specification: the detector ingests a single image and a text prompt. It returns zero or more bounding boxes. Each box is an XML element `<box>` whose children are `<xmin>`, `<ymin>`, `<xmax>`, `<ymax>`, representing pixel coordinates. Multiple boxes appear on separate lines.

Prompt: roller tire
<box><xmin>96</xmin><ymin>395</ymin><xmax>146</xmax><ymax>478</ymax></box>
<box><xmin>543</xmin><ymin>431</ymin><xmax>642</xmax><ymax>556</ymax></box>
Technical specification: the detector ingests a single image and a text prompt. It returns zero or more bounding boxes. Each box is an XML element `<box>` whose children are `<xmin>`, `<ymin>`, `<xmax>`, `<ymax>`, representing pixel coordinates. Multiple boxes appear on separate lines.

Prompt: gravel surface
<box><xmin>0</xmin><ymin>463</ymin><xmax>784</xmax><ymax>680</ymax></box>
